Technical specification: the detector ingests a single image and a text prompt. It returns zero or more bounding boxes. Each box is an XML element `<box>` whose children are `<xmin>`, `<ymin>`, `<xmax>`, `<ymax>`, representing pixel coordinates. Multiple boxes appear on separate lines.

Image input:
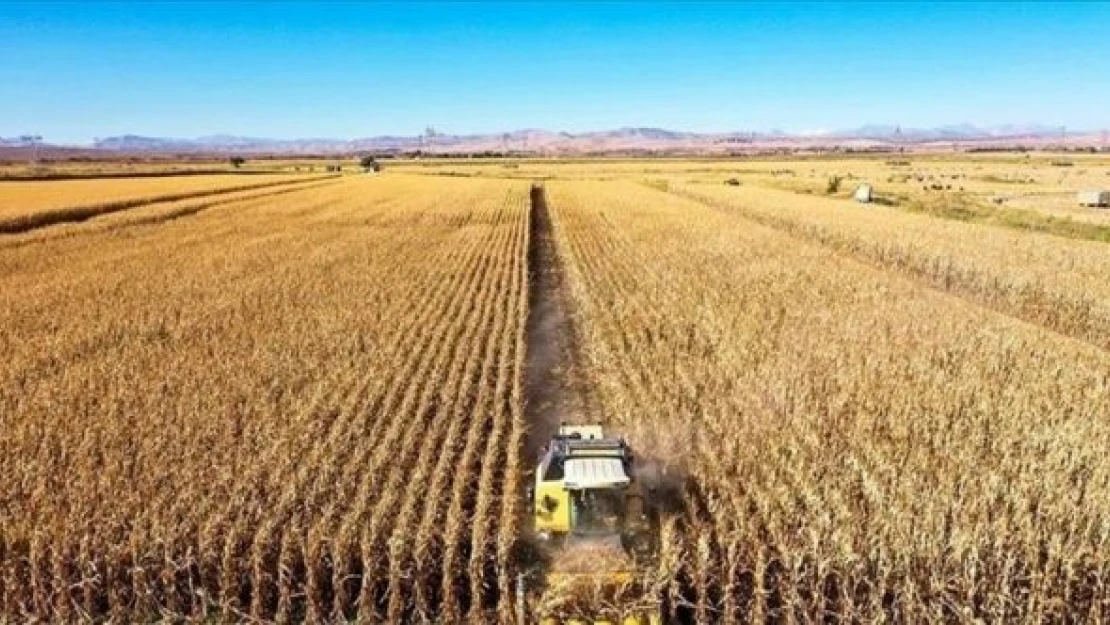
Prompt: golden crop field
<box><xmin>3</xmin><ymin>156</ymin><xmax>1110</xmax><ymax>623</ymax></box>
<box><xmin>0</xmin><ymin>161</ymin><xmax>235</xmax><ymax>180</ymax></box>
<box><xmin>0</xmin><ymin>173</ymin><xmax>333</xmax><ymax>234</ymax></box>
<box><xmin>547</xmin><ymin>179</ymin><xmax>1110</xmax><ymax>622</ymax></box>
<box><xmin>392</xmin><ymin>152</ymin><xmax>1110</xmax><ymax>226</ymax></box>
<box><xmin>0</xmin><ymin>158</ymin><xmax>343</xmax><ymax>181</ymax></box>
<box><xmin>1</xmin><ymin>174</ymin><xmax>530</xmax><ymax>621</ymax></box>
<box><xmin>675</xmin><ymin>183</ymin><xmax>1110</xmax><ymax>349</ymax></box>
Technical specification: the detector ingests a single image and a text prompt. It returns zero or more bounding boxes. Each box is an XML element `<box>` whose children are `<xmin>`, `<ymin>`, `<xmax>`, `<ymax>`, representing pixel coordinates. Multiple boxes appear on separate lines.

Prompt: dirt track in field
<box><xmin>523</xmin><ymin>183</ymin><xmax>596</xmax><ymax>461</ymax></box>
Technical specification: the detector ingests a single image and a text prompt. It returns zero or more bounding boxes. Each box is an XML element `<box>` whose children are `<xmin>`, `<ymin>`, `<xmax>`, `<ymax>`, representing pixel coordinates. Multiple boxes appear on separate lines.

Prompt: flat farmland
<box><xmin>675</xmin><ymin>183</ymin><xmax>1110</xmax><ymax>348</ymax></box>
<box><xmin>0</xmin><ymin>173</ymin><xmax>334</xmax><ymax>234</ymax></box>
<box><xmin>394</xmin><ymin>153</ymin><xmax>1110</xmax><ymax>228</ymax></box>
<box><xmin>4</xmin><ymin>160</ymin><xmax>1110</xmax><ymax>622</ymax></box>
<box><xmin>1</xmin><ymin>174</ymin><xmax>530</xmax><ymax>621</ymax></box>
<box><xmin>547</xmin><ymin>180</ymin><xmax>1110</xmax><ymax>622</ymax></box>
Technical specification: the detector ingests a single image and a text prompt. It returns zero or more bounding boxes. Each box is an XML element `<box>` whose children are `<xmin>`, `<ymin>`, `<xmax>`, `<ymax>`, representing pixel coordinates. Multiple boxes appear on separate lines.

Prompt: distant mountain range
<box><xmin>826</xmin><ymin>123</ymin><xmax>1073</xmax><ymax>142</ymax></box>
<box><xmin>2</xmin><ymin>124</ymin><xmax>1105</xmax><ymax>156</ymax></box>
<box><xmin>89</xmin><ymin>128</ymin><xmax>715</xmax><ymax>154</ymax></box>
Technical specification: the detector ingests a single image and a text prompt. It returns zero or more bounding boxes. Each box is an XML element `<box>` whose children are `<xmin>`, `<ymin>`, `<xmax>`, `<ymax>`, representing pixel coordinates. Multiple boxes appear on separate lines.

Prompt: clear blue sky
<box><xmin>2</xmin><ymin>2</ymin><xmax>1109</xmax><ymax>144</ymax></box>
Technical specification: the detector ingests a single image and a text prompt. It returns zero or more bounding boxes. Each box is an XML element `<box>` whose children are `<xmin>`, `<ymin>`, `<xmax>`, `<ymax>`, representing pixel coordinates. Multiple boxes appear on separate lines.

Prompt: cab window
<box><xmin>542</xmin><ymin>456</ymin><xmax>565</xmax><ymax>481</ymax></box>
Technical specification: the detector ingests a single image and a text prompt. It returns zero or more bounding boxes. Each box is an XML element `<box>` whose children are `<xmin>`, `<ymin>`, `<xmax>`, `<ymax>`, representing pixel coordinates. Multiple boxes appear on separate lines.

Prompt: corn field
<box><xmin>0</xmin><ymin>175</ymin><xmax>531</xmax><ymax>621</ymax></box>
<box><xmin>674</xmin><ymin>183</ymin><xmax>1110</xmax><ymax>350</ymax></box>
<box><xmin>4</xmin><ymin>168</ymin><xmax>1110</xmax><ymax>622</ymax></box>
<box><xmin>547</xmin><ymin>180</ymin><xmax>1110</xmax><ymax>622</ymax></box>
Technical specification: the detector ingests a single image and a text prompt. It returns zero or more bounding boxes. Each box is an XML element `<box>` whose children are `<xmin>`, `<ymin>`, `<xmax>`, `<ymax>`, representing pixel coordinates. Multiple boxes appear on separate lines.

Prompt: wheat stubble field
<box><xmin>3</xmin><ymin>159</ymin><xmax>1110</xmax><ymax>622</ymax></box>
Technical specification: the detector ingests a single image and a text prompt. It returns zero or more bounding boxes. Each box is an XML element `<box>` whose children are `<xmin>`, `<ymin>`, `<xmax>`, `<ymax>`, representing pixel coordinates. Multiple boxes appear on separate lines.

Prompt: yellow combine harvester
<box><xmin>526</xmin><ymin>424</ymin><xmax>661</xmax><ymax>625</ymax></box>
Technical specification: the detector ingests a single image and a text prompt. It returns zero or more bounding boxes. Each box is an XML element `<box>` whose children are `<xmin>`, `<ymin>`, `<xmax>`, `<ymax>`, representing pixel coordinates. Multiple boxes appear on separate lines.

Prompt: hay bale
<box><xmin>854</xmin><ymin>184</ymin><xmax>873</xmax><ymax>203</ymax></box>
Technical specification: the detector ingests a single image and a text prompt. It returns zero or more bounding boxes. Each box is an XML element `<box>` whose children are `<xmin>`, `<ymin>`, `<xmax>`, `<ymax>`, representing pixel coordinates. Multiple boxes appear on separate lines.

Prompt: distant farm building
<box><xmin>1078</xmin><ymin>190</ymin><xmax>1110</xmax><ymax>208</ymax></box>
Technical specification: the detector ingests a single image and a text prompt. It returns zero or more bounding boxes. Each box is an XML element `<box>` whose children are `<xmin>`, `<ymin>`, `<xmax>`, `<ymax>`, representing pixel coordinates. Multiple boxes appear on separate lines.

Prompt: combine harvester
<box><xmin>520</xmin><ymin>424</ymin><xmax>663</xmax><ymax>625</ymax></box>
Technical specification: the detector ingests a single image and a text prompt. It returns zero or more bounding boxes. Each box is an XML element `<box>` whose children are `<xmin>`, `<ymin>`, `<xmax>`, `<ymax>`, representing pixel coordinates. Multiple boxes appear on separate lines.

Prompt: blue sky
<box><xmin>2</xmin><ymin>2</ymin><xmax>1109</xmax><ymax>144</ymax></box>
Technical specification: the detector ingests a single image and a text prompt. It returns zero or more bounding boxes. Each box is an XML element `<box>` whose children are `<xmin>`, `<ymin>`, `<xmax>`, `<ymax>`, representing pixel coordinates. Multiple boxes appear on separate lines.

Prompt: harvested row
<box><xmin>547</xmin><ymin>180</ymin><xmax>1110</xmax><ymax>622</ymax></box>
<box><xmin>674</xmin><ymin>183</ymin><xmax>1110</xmax><ymax>350</ymax></box>
<box><xmin>0</xmin><ymin>175</ymin><xmax>530</xmax><ymax>621</ymax></box>
<box><xmin>0</xmin><ymin>173</ymin><xmax>334</xmax><ymax>234</ymax></box>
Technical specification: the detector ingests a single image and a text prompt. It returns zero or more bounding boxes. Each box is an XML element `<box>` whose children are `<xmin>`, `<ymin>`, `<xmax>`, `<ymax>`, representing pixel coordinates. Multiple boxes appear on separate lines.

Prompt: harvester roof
<box><xmin>563</xmin><ymin>457</ymin><xmax>631</xmax><ymax>489</ymax></box>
